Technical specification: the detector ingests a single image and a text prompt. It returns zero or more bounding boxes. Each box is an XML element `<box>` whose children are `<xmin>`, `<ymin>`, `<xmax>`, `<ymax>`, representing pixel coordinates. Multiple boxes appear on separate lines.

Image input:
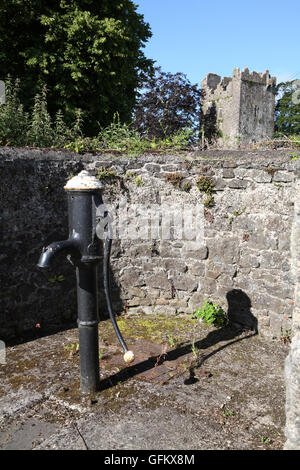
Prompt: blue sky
<box><xmin>135</xmin><ymin>0</ymin><xmax>300</xmax><ymax>86</ymax></box>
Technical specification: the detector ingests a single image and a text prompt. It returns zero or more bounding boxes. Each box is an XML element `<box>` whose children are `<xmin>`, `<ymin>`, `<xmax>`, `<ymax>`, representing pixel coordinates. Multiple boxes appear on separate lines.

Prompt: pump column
<box><xmin>64</xmin><ymin>171</ymin><xmax>103</xmax><ymax>394</ymax></box>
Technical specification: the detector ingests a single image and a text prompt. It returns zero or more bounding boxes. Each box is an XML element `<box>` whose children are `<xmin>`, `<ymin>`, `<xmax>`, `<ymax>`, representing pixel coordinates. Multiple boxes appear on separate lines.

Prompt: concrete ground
<box><xmin>0</xmin><ymin>315</ymin><xmax>289</xmax><ymax>450</ymax></box>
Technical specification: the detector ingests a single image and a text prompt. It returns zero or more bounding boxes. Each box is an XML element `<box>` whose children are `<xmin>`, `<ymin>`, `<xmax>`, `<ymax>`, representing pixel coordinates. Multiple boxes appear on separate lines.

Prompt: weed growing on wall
<box><xmin>196</xmin><ymin>175</ymin><xmax>214</xmax><ymax>194</ymax></box>
<box><xmin>196</xmin><ymin>175</ymin><xmax>216</xmax><ymax>206</ymax></box>
<box><xmin>165</xmin><ymin>172</ymin><xmax>183</xmax><ymax>188</ymax></box>
<box><xmin>97</xmin><ymin>167</ymin><xmax>118</xmax><ymax>183</ymax></box>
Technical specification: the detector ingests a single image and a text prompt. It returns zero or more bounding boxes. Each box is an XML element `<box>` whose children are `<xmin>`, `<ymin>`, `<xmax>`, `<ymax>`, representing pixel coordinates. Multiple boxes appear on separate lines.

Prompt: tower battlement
<box><xmin>202</xmin><ymin>68</ymin><xmax>276</xmax><ymax>93</ymax></box>
<box><xmin>237</xmin><ymin>67</ymin><xmax>276</xmax><ymax>86</ymax></box>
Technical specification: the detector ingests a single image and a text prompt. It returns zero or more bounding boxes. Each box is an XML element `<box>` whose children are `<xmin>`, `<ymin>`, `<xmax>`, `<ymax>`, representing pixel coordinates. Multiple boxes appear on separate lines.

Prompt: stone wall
<box><xmin>0</xmin><ymin>147</ymin><xmax>299</xmax><ymax>345</ymax></box>
<box><xmin>284</xmin><ymin>177</ymin><xmax>300</xmax><ymax>449</ymax></box>
<box><xmin>0</xmin><ymin>148</ymin><xmax>84</xmax><ymax>341</ymax></box>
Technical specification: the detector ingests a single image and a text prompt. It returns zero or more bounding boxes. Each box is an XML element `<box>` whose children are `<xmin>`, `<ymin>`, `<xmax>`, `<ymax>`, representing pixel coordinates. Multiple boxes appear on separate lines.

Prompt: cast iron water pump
<box><xmin>37</xmin><ymin>171</ymin><xmax>134</xmax><ymax>394</ymax></box>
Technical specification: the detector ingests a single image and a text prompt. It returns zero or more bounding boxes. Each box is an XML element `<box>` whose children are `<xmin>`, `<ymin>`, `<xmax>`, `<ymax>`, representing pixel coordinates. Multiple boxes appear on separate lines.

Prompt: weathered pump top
<box><xmin>64</xmin><ymin>170</ymin><xmax>103</xmax><ymax>191</ymax></box>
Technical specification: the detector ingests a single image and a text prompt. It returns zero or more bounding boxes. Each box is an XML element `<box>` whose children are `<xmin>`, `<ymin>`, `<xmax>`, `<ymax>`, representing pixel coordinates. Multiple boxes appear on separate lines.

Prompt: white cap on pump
<box><xmin>64</xmin><ymin>170</ymin><xmax>103</xmax><ymax>191</ymax></box>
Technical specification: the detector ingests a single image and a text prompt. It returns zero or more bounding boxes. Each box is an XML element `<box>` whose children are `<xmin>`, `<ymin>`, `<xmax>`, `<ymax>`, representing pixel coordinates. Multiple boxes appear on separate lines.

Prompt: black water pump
<box><xmin>37</xmin><ymin>171</ymin><xmax>134</xmax><ymax>394</ymax></box>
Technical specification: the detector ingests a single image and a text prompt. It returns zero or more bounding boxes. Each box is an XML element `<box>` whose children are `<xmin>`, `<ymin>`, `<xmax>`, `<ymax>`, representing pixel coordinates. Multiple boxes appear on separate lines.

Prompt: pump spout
<box><xmin>37</xmin><ymin>238</ymin><xmax>79</xmax><ymax>269</ymax></box>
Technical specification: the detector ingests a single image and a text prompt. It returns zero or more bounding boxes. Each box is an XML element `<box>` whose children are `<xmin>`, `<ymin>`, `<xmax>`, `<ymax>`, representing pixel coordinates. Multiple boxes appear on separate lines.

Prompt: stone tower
<box><xmin>201</xmin><ymin>67</ymin><xmax>277</xmax><ymax>146</ymax></box>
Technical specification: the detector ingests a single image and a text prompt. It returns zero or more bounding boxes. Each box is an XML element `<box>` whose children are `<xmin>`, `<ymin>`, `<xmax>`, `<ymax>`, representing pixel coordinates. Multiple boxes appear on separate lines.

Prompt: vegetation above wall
<box><xmin>0</xmin><ymin>79</ymin><xmax>197</xmax><ymax>155</ymax></box>
<box><xmin>0</xmin><ymin>78</ymin><xmax>299</xmax><ymax>155</ymax></box>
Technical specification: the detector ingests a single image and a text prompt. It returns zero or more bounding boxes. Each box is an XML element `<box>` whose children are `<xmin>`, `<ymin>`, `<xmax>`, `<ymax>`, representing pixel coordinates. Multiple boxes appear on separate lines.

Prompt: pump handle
<box><xmin>102</xmin><ymin>233</ymin><xmax>134</xmax><ymax>364</ymax></box>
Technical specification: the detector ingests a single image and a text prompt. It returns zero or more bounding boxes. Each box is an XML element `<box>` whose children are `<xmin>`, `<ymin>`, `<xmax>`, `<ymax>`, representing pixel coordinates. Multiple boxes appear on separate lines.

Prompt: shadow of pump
<box><xmin>184</xmin><ymin>289</ymin><xmax>258</xmax><ymax>384</ymax></box>
<box><xmin>100</xmin><ymin>289</ymin><xmax>258</xmax><ymax>390</ymax></box>
<box><xmin>226</xmin><ymin>289</ymin><xmax>258</xmax><ymax>333</ymax></box>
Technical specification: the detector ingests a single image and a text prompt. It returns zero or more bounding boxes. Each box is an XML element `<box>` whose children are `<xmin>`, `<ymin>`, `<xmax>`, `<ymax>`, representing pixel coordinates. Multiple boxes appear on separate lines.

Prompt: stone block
<box><xmin>144</xmin><ymin>163</ymin><xmax>161</xmax><ymax>174</ymax></box>
<box><xmin>251</xmin><ymin>169</ymin><xmax>272</xmax><ymax>183</ymax></box>
<box><xmin>208</xmin><ymin>238</ymin><xmax>239</xmax><ymax>264</ymax></box>
<box><xmin>233</xmin><ymin>274</ymin><xmax>254</xmax><ymax>293</ymax></box>
<box><xmin>278</xmin><ymin>233</ymin><xmax>291</xmax><ymax>251</ymax></box>
<box><xmin>155</xmin><ymin>298</ymin><xmax>170</xmax><ymax>305</ymax></box>
<box><xmin>213</xmin><ymin>178</ymin><xmax>226</xmax><ymax>190</ymax></box>
<box><xmin>223</xmin><ymin>161</ymin><xmax>237</xmax><ymax>168</ymax></box>
<box><xmin>127</xmin><ymin>306</ymin><xmax>153</xmax><ymax>315</ymax></box>
<box><xmin>251</xmin><ymin>292</ymin><xmax>285</xmax><ymax>313</ymax></box>
<box><xmin>153</xmin><ymin>305</ymin><xmax>176</xmax><ymax>315</ymax></box>
<box><xmin>205</xmin><ymin>266</ymin><xmax>222</xmax><ymax>279</ymax></box>
<box><xmin>126</xmin><ymin>287</ymin><xmax>146</xmax><ymax>298</ymax></box>
<box><xmin>170</xmin><ymin>274</ymin><xmax>198</xmax><ymax>292</ymax></box>
<box><xmin>232</xmin><ymin>216</ymin><xmax>258</xmax><ymax>233</ymax></box>
<box><xmin>228</xmin><ymin>179</ymin><xmax>248</xmax><ymax>189</ymax></box>
<box><xmin>147</xmin><ymin>289</ymin><xmax>161</xmax><ymax>299</ymax></box>
<box><xmin>182</xmin><ymin>243</ymin><xmax>208</xmax><ymax>260</ymax></box>
<box><xmin>188</xmin><ymin>260</ymin><xmax>206</xmax><ymax>276</ymax></box>
<box><xmin>127</xmin><ymin>244</ymin><xmax>154</xmax><ymax>258</ymax></box>
<box><xmin>201</xmin><ymin>277</ymin><xmax>217</xmax><ymax>295</ymax></box>
<box><xmin>259</xmin><ymin>250</ymin><xmax>285</xmax><ymax>269</ymax></box>
<box><xmin>168</xmin><ymin>299</ymin><xmax>188</xmax><ymax>309</ymax></box>
<box><xmin>188</xmin><ymin>292</ymin><xmax>205</xmax><ymax>310</ymax></box>
<box><xmin>246</xmin><ymin>232</ymin><xmax>278</xmax><ymax>250</ymax></box>
<box><xmin>273</xmin><ymin>171</ymin><xmax>294</xmax><ymax>183</ymax></box>
<box><xmin>141</xmin><ymin>260</ymin><xmax>161</xmax><ymax>272</ymax></box>
<box><xmin>159</xmin><ymin>241</ymin><xmax>181</xmax><ymax>258</ymax></box>
<box><xmin>159</xmin><ymin>290</ymin><xmax>174</xmax><ymax>300</ymax></box>
<box><xmin>162</xmin><ymin>258</ymin><xmax>187</xmax><ymax>273</ymax></box>
<box><xmin>269</xmin><ymin>312</ymin><xmax>284</xmax><ymax>338</ymax></box>
<box><xmin>119</xmin><ymin>267</ymin><xmax>144</xmax><ymax>288</ymax></box>
<box><xmin>223</xmin><ymin>169</ymin><xmax>235</xmax><ymax>178</ymax></box>
<box><xmin>161</xmin><ymin>164</ymin><xmax>181</xmax><ymax>172</ymax></box>
<box><xmin>217</xmin><ymin>273</ymin><xmax>235</xmax><ymax>287</ymax></box>
<box><xmin>145</xmin><ymin>272</ymin><xmax>170</xmax><ymax>290</ymax></box>
<box><xmin>127</xmin><ymin>297</ymin><xmax>152</xmax><ymax>307</ymax></box>
<box><xmin>239</xmin><ymin>253</ymin><xmax>260</xmax><ymax>268</ymax></box>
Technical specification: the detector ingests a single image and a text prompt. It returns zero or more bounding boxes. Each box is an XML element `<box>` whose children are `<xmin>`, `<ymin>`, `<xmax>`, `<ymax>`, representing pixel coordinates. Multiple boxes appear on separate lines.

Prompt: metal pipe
<box><xmin>76</xmin><ymin>262</ymin><xmax>100</xmax><ymax>392</ymax></box>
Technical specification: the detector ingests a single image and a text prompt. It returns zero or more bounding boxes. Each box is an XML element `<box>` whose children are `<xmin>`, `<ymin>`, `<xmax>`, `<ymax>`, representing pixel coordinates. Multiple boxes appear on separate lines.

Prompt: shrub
<box><xmin>0</xmin><ymin>78</ymin><xmax>29</xmax><ymax>146</ymax></box>
<box><xmin>191</xmin><ymin>300</ymin><xmax>227</xmax><ymax>328</ymax></box>
<box><xmin>0</xmin><ymin>79</ymin><xmax>82</xmax><ymax>148</ymax></box>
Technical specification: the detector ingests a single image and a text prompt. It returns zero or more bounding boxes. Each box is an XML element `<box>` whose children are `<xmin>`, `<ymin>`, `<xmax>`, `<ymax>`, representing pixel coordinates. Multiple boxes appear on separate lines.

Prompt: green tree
<box><xmin>0</xmin><ymin>0</ymin><xmax>153</xmax><ymax>135</ymax></box>
<box><xmin>275</xmin><ymin>80</ymin><xmax>300</xmax><ymax>136</ymax></box>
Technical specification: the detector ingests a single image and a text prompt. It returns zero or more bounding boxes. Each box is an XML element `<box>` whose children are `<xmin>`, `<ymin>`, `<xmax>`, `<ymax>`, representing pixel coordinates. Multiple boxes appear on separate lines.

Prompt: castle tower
<box><xmin>201</xmin><ymin>67</ymin><xmax>277</xmax><ymax>146</ymax></box>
